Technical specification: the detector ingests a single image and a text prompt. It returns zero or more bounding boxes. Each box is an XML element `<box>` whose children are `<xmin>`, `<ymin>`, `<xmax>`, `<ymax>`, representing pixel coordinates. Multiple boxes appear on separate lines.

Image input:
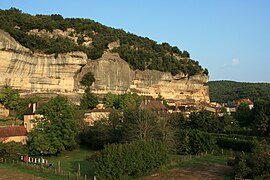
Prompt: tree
<box><xmin>80</xmin><ymin>90</ymin><xmax>99</xmax><ymax>109</ymax></box>
<box><xmin>80</xmin><ymin>72</ymin><xmax>95</xmax><ymax>90</ymax></box>
<box><xmin>156</xmin><ymin>116</ymin><xmax>177</xmax><ymax>152</ymax></box>
<box><xmin>28</xmin><ymin>96</ymin><xmax>80</xmax><ymax>155</ymax></box>
<box><xmin>122</xmin><ymin>108</ymin><xmax>158</xmax><ymax>142</ymax></box>
<box><xmin>234</xmin><ymin>103</ymin><xmax>253</xmax><ymax>127</ymax></box>
<box><xmin>254</xmin><ymin>111</ymin><xmax>269</xmax><ymax>136</ymax></box>
<box><xmin>103</xmin><ymin>92</ymin><xmax>117</xmax><ymax>108</ymax></box>
<box><xmin>0</xmin><ymin>85</ymin><xmax>20</xmax><ymax>110</ymax></box>
<box><xmin>234</xmin><ymin>153</ymin><xmax>251</xmax><ymax>178</ymax></box>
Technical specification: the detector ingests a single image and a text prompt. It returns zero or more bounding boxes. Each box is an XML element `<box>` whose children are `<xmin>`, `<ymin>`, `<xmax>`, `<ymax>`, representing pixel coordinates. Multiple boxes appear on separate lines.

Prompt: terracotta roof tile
<box><xmin>139</xmin><ymin>100</ymin><xmax>167</xmax><ymax>111</ymax></box>
<box><xmin>0</xmin><ymin>126</ymin><xmax>27</xmax><ymax>138</ymax></box>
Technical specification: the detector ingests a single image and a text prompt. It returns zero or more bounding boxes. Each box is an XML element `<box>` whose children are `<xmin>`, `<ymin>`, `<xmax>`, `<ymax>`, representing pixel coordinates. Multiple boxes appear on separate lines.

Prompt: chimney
<box><xmin>33</xmin><ymin>102</ymin><xmax>36</xmax><ymax>113</ymax></box>
<box><xmin>145</xmin><ymin>99</ymin><xmax>147</xmax><ymax>105</ymax></box>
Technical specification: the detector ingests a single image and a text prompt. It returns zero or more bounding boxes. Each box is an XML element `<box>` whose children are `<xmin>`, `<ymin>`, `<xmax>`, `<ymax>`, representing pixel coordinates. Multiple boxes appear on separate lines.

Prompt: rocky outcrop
<box><xmin>77</xmin><ymin>52</ymin><xmax>209</xmax><ymax>103</ymax></box>
<box><xmin>0</xmin><ymin>30</ymin><xmax>87</xmax><ymax>93</ymax></box>
<box><xmin>0</xmin><ymin>30</ymin><xmax>209</xmax><ymax>103</ymax></box>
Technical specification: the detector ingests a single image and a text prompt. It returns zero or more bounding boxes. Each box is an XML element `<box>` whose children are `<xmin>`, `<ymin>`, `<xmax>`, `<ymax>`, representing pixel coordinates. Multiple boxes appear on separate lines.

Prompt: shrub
<box><xmin>178</xmin><ymin>130</ymin><xmax>217</xmax><ymax>155</ymax></box>
<box><xmin>216</xmin><ymin>137</ymin><xmax>257</xmax><ymax>152</ymax></box>
<box><xmin>95</xmin><ymin>140</ymin><xmax>168</xmax><ymax>179</ymax></box>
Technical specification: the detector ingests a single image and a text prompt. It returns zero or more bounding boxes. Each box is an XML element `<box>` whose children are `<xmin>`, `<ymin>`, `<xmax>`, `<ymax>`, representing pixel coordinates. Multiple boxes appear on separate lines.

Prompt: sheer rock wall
<box><xmin>0</xmin><ymin>30</ymin><xmax>209</xmax><ymax>103</ymax></box>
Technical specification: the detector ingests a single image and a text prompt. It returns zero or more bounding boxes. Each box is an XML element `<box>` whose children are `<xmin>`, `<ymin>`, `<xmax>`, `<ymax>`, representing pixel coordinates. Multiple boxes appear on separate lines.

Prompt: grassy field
<box><xmin>0</xmin><ymin>163</ymin><xmax>66</xmax><ymax>180</ymax></box>
<box><xmin>143</xmin><ymin>154</ymin><xmax>234</xmax><ymax>180</ymax></box>
<box><xmin>46</xmin><ymin>146</ymin><xmax>96</xmax><ymax>178</ymax></box>
<box><xmin>0</xmin><ymin>147</ymin><xmax>235</xmax><ymax>180</ymax></box>
<box><xmin>0</xmin><ymin>146</ymin><xmax>96</xmax><ymax>180</ymax></box>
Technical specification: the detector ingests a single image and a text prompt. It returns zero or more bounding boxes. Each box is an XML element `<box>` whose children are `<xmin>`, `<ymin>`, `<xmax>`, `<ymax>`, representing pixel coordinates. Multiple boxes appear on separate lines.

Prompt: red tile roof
<box><xmin>235</xmin><ymin>99</ymin><xmax>253</xmax><ymax>106</ymax></box>
<box><xmin>0</xmin><ymin>126</ymin><xmax>27</xmax><ymax>138</ymax></box>
<box><xmin>139</xmin><ymin>100</ymin><xmax>167</xmax><ymax>111</ymax></box>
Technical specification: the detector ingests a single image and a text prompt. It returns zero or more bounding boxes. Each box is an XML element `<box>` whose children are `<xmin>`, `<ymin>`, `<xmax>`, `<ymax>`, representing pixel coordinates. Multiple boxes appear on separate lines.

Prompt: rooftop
<box><xmin>0</xmin><ymin>126</ymin><xmax>27</xmax><ymax>138</ymax></box>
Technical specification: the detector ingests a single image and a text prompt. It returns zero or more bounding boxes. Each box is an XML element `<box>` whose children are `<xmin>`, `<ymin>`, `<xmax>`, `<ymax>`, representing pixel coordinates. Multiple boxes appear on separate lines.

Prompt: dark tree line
<box><xmin>209</xmin><ymin>80</ymin><xmax>270</xmax><ymax>102</ymax></box>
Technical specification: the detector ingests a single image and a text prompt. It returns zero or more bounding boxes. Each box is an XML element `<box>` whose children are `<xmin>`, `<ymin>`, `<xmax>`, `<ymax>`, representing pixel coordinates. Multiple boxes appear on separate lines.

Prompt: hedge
<box><xmin>95</xmin><ymin>140</ymin><xmax>168</xmax><ymax>179</ymax></box>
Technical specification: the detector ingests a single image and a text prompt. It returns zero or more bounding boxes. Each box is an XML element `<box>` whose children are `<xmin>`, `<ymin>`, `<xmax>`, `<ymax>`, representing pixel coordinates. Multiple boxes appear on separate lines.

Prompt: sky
<box><xmin>1</xmin><ymin>0</ymin><xmax>270</xmax><ymax>82</ymax></box>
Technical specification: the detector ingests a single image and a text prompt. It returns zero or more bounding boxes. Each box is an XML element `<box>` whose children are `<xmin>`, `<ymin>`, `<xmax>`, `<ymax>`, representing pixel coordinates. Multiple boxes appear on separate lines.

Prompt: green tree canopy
<box><xmin>0</xmin><ymin>85</ymin><xmax>20</xmax><ymax>110</ymax></box>
<box><xmin>28</xmin><ymin>96</ymin><xmax>80</xmax><ymax>155</ymax></box>
<box><xmin>80</xmin><ymin>90</ymin><xmax>99</xmax><ymax>110</ymax></box>
<box><xmin>80</xmin><ymin>72</ymin><xmax>95</xmax><ymax>89</ymax></box>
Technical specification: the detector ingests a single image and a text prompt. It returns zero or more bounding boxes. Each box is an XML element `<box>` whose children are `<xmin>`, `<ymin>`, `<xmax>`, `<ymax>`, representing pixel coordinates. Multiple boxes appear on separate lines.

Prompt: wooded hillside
<box><xmin>208</xmin><ymin>80</ymin><xmax>270</xmax><ymax>102</ymax></box>
<box><xmin>0</xmin><ymin>8</ymin><xmax>207</xmax><ymax>76</ymax></box>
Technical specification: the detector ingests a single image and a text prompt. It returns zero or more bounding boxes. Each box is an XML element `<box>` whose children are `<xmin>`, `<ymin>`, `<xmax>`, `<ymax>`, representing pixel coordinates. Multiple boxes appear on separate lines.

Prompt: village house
<box><xmin>139</xmin><ymin>99</ymin><xmax>167</xmax><ymax>113</ymax></box>
<box><xmin>84</xmin><ymin>109</ymin><xmax>111</xmax><ymax>126</ymax></box>
<box><xmin>0</xmin><ymin>104</ymin><xmax>9</xmax><ymax>118</ymax></box>
<box><xmin>0</xmin><ymin>126</ymin><xmax>27</xmax><ymax>144</ymax></box>
<box><xmin>235</xmin><ymin>98</ymin><xmax>254</xmax><ymax>109</ymax></box>
<box><xmin>23</xmin><ymin>102</ymin><xmax>43</xmax><ymax>132</ymax></box>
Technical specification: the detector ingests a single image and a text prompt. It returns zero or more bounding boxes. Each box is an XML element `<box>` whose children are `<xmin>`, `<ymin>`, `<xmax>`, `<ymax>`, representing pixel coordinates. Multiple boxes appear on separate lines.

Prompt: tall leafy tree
<box><xmin>28</xmin><ymin>96</ymin><xmax>80</xmax><ymax>155</ymax></box>
<box><xmin>80</xmin><ymin>72</ymin><xmax>95</xmax><ymax>90</ymax></box>
<box><xmin>0</xmin><ymin>85</ymin><xmax>20</xmax><ymax>110</ymax></box>
<box><xmin>234</xmin><ymin>103</ymin><xmax>253</xmax><ymax>127</ymax></box>
<box><xmin>80</xmin><ymin>90</ymin><xmax>99</xmax><ymax>110</ymax></box>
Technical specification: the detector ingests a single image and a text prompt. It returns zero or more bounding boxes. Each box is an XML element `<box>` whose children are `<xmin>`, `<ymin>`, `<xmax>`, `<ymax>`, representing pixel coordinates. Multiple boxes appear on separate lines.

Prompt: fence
<box><xmin>0</xmin><ymin>157</ymin><xmax>96</xmax><ymax>180</ymax></box>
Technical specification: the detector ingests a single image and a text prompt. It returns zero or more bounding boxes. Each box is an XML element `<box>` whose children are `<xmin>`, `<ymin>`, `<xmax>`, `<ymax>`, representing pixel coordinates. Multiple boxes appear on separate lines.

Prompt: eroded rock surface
<box><xmin>0</xmin><ymin>30</ymin><xmax>209</xmax><ymax>103</ymax></box>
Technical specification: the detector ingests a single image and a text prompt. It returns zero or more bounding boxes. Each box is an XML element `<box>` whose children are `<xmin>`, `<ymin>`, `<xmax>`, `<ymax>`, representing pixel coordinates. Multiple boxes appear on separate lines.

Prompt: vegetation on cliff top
<box><xmin>208</xmin><ymin>80</ymin><xmax>270</xmax><ymax>102</ymax></box>
<box><xmin>0</xmin><ymin>8</ymin><xmax>207</xmax><ymax>76</ymax></box>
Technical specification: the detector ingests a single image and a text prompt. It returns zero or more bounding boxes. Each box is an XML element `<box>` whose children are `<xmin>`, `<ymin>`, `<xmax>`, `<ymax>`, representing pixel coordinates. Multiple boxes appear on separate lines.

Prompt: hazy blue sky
<box><xmin>1</xmin><ymin>0</ymin><xmax>270</xmax><ymax>82</ymax></box>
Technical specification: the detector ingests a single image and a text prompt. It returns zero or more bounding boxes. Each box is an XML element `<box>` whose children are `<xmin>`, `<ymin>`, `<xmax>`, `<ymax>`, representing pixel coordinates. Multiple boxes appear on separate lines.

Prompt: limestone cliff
<box><xmin>0</xmin><ymin>30</ymin><xmax>209</xmax><ymax>103</ymax></box>
<box><xmin>0</xmin><ymin>30</ymin><xmax>87</xmax><ymax>93</ymax></box>
<box><xmin>77</xmin><ymin>52</ymin><xmax>209</xmax><ymax>103</ymax></box>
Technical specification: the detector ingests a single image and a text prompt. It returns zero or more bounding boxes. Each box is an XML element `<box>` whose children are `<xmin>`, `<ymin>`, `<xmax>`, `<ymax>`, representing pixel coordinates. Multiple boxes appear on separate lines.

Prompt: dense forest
<box><xmin>0</xmin><ymin>8</ymin><xmax>207</xmax><ymax>76</ymax></box>
<box><xmin>209</xmin><ymin>80</ymin><xmax>270</xmax><ymax>102</ymax></box>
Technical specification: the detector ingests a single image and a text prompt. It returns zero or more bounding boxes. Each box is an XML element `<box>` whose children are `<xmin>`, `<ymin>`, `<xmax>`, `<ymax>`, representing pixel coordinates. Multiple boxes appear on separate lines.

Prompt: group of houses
<box><xmin>0</xmin><ymin>97</ymin><xmax>254</xmax><ymax>144</ymax></box>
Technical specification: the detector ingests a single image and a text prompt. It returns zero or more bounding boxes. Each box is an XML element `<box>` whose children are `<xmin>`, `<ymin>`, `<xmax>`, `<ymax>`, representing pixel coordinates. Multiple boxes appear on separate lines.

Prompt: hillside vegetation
<box><xmin>209</xmin><ymin>80</ymin><xmax>270</xmax><ymax>102</ymax></box>
<box><xmin>0</xmin><ymin>8</ymin><xmax>207</xmax><ymax>76</ymax></box>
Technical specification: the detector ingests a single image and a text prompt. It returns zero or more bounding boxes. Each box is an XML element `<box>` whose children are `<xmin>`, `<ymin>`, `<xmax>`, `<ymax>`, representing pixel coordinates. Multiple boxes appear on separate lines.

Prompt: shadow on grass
<box><xmin>70</xmin><ymin>159</ymin><xmax>96</xmax><ymax>179</ymax></box>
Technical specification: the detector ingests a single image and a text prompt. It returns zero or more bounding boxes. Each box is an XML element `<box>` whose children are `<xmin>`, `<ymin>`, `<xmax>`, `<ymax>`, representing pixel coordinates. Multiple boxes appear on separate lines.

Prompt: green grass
<box><xmin>0</xmin><ymin>163</ymin><xmax>66</xmax><ymax>180</ymax></box>
<box><xmin>169</xmin><ymin>154</ymin><xmax>228</xmax><ymax>168</ymax></box>
<box><xmin>167</xmin><ymin>154</ymin><xmax>234</xmax><ymax>179</ymax></box>
<box><xmin>0</xmin><ymin>146</ymin><xmax>96</xmax><ymax>180</ymax></box>
<box><xmin>46</xmin><ymin>146</ymin><xmax>96</xmax><ymax>178</ymax></box>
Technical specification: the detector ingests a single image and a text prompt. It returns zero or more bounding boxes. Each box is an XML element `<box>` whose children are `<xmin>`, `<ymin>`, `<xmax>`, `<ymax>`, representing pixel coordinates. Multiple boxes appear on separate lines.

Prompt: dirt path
<box><xmin>0</xmin><ymin>168</ymin><xmax>44</xmax><ymax>180</ymax></box>
<box><xmin>143</xmin><ymin>163</ymin><xmax>232</xmax><ymax>180</ymax></box>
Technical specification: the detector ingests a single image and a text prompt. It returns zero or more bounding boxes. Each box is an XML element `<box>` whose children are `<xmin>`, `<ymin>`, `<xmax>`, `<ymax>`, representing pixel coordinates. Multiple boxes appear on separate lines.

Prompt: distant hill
<box><xmin>0</xmin><ymin>8</ymin><xmax>207</xmax><ymax>77</ymax></box>
<box><xmin>208</xmin><ymin>80</ymin><xmax>270</xmax><ymax>103</ymax></box>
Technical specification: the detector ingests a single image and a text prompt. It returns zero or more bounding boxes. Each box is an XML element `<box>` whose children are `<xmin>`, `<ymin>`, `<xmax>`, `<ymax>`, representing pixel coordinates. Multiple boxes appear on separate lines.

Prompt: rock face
<box><xmin>0</xmin><ymin>30</ymin><xmax>209</xmax><ymax>103</ymax></box>
<box><xmin>0</xmin><ymin>30</ymin><xmax>87</xmax><ymax>93</ymax></box>
<box><xmin>77</xmin><ymin>52</ymin><xmax>210</xmax><ymax>103</ymax></box>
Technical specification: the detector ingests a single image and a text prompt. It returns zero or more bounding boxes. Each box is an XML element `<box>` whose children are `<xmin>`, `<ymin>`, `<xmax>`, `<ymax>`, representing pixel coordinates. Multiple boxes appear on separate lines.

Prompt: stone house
<box><xmin>84</xmin><ymin>109</ymin><xmax>111</xmax><ymax>126</ymax></box>
<box><xmin>23</xmin><ymin>102</ymin><xmax>43</xmax><ymax>132</ymax></box>
<box><xmin>139</xmin><ymin>100</ymin><xmax>167</xmax><ymax>113</ymax></box>
<box><xmin>0</xmin><ymin>104</ymin><xmax>9</xmax><ymax>118</ymax></box>
<box><xmin>0</xmin><ymin>126</ymin><xmax>27</xmax><ymax>144</ymax></box>
<box><xmin>235</xmin><ymin>98</ymin><xmax>254</xmax><ymax>109</ymax></box>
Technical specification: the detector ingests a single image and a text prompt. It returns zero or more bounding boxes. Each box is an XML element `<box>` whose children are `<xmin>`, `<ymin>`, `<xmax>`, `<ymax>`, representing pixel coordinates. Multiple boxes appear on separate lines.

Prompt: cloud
<box><xmin>232</xmin><ymin>58</ymin><xmax>240</xmax><ymax>65</ymax></box>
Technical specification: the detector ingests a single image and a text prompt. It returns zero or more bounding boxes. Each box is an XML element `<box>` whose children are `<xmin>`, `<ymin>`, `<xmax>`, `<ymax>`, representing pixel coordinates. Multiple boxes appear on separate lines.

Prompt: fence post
<box><xmin>78</xmin><ymin>163</ymin><xmax>81</xmax><ymax>179</ymax></box>
<box><xmin>58</xmin><ymin>160</ymin><xmax>61</xmax><ymax>175</ymax></box>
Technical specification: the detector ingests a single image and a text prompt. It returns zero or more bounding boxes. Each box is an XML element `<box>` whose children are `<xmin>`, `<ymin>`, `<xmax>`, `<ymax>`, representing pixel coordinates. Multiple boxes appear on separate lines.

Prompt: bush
<box><xmin>216</xmin><ymin>137</ymin><xmax>257</xmax><ymax>152</ymax></box>
<box><xmin>178</xmin><ymin>130</ymin><xmax>217</xmax><ymax>155</ymax></box>
<box><xmin>95</xmin><ymin>140</ymin><xmax>168</xmax><ymax>179</ymax></box>
<box><xmin>0</xmin><ymin>142</ymin><xmax>27</xmax><ymax>159</ymax></box>
<box><xmin>232</xmin><ymin>145</ymin><xmax>270</xmax><ymax>179</ymax></box>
